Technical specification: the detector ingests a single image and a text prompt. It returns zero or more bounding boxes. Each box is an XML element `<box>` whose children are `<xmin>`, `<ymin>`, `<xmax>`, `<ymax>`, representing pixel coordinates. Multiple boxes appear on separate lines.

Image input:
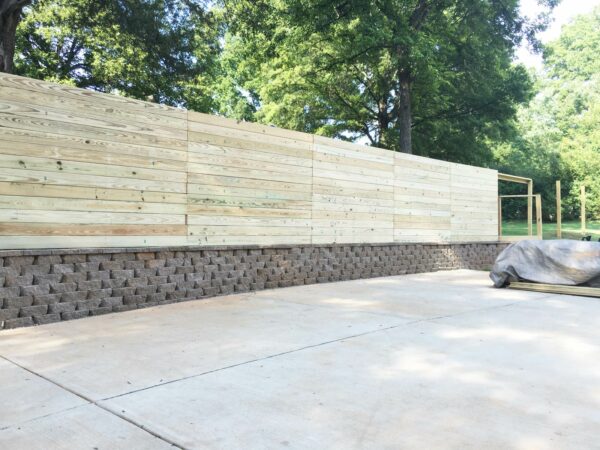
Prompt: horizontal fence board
<box><xmin>189</xmin><ymin>226</ymin><xmax>309</xmax><ymax>237</ymax></box>
<box><xmin>0</xmin><ymin>112</ymin><xmax>187</xmax><ymax>151</ymax></box>
<box><xmin>0</xmin><ymin>84</ymin><xmax>187</xmax><ymax>131</ymax></box>
<box><xmin>188</xmin><ymin>132</ymin><xmax>313</xmax><ymax>160</ymax></box>
<box><xmin>0</xmin><ymin>127</ymin><xmax>187</xmax><ymax>161</ymax></box>
<box><xmin>187</xmin><ymin>205</ymin><xmax>312</xmax><ymax>219</ymax></box>
<box><xmin>0</xmin><ymin>152</ymin><xmax>186</xmax><ymax>183</ymax></box>
<box><xmin>0</xmin><ymin>182</ymin><xmax>187</xmax><ymax>204</ymax></box>
<box><xmin>188</xmin><ymin>142</ymin><xmax>312</xmax><ymax>168</ymax></box>
<box><xmin>0</xmin><ymin>236</ymin><xmax>190</xmax><ymax>249</ymax></box>
<box><xmin>0</xmin><ymin>99</ymin><xmax>186</xmax><ymax>141</ymax></box>
<box><xmin>188</xmin><ymin>111</ymin><xmax>313</xmax><ymax>142</ymax></box>
<box><xmin>0</xmin><ymin>223</ymin><xmax>187</xmax><ymax>236</ymax></box>
<box><xmin>0</xmin><ymin>73</ymin><xmax>185</xmax><ymax>119</ymax></box>
<box><xmin>0</xmin><ymin>195</ymin><xmax>186</xmax><ymax>214</ymax></box>
<box><xmin>0</xmin><ymin>167</ymin><xmax>186</xmax><ymax>193</ymax></box>
<box><xmin>188</xmin><ymin>196</ymin><xmax>312</xmax><ymax>211</ymax></box>
<box><xmin>188</xmin><ymin>123</ymin><xmax>312</xmax><ymax>151</ymax></box>
<box><xmin>188</xmin><ymin>235</ymin><xmax>312</xmax><ymax>246</ymax></box>
<box><xmin>0</xmin><ymin>209</ymin><xmax>183</xmax><ymax>225</ymax></box>
<box><xmin>187</xmin><ymin>163</ymin><xmax>311</xmax><ymax>185</ymax></box>
<box><xmin>0</xmin><ymin>139</ymin><xmax>187</xmax><ymax>172</ymax></box>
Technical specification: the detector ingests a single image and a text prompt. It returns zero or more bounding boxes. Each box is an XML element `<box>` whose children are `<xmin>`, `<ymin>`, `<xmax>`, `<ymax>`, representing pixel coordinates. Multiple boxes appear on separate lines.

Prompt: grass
<box><xmin>501</xmin><ymin>220</ymin><xmax>600</xmax><ymax>240</ymax></box>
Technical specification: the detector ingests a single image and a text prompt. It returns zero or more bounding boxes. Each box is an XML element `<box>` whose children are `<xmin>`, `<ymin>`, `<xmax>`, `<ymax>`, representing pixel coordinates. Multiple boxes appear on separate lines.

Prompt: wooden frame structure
<box><xmin>497</xmin><ymin>173</ymin><xmax>541</xmax><ymax>241</ymax></box>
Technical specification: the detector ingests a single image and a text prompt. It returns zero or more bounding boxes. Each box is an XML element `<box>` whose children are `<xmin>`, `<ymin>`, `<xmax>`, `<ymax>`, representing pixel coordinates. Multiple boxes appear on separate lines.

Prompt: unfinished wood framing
<box><xmin>498</xmin><ymin>194</ymin><xmax>543</xmax><ymax>241</ymax></box>
<box><xmin>0</xmin><ymin>73</ymin><xmax>501</xmax><ymax>249</ymax></box>
<box><xmin>498</xmin><ymin>173</ymin><xmax>538</xmax><ymax>241</ymax></box>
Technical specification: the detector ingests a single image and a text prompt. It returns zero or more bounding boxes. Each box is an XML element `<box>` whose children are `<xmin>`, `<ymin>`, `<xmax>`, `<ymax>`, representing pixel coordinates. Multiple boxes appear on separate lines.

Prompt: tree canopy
<box><xmin>14</xmin><ymin>0</ymin><xmax>220</xmax><ymax>110</ymax></box>
<box><xmin>219</xmin><ymin>0</ymin><xmax>556</xmax><ymax>158</ymax></box>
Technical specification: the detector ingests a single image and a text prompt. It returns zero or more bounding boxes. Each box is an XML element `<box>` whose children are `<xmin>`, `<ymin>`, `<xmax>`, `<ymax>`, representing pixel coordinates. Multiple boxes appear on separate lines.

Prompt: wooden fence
<box><xmin>0</xmin><ymin>73</ymin><xmax>498</xmax><ymax>249</ymax></box>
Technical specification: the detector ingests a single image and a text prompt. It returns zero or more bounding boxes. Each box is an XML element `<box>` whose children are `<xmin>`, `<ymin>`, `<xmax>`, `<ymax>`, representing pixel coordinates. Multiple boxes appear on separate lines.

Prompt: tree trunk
<box><xmin>0</xmin><ymin>0</ymin><xmax>30</xmax><ymax>73</ymax></box>
<box><xmin>377</xmin><ymin>99</ymin><xmax>390</xmax><ymax>148</ymax></box>
<box><xmin>398</xmin><ymin>69</ymin><xmax>412</xmax><ymax>154</ymax></box>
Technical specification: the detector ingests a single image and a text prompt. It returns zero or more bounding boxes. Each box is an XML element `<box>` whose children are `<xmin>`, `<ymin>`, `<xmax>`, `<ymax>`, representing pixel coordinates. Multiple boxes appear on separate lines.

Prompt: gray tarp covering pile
<box><xmin>490</xmin><ymin>239</ymin><xmax>600</xmax><ymax>288</ymax></box>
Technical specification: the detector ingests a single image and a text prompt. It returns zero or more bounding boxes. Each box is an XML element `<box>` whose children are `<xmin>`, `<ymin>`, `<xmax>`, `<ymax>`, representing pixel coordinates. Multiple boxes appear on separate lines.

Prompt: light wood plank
<box><xmin>187</xmin><ymin>205</ymin><xmax>312</xmax><ymax>219</ymax></box>
<box><xmin>188</xmin><ymin>235</ymin><xmax>312</xmax><ymax>246</ymax></box>
<box><xmin>0</xmin><ymin>182</ymin><xmax>187</xmax><ymax>204</ymax></box>
<box><xmin>0</xmin><ymin>73</ymin><xmax>185</xmax><ymax>119</ymax></box>
<box><xmin>0</xmin><ymin>223</ymin><xmax>186</xmax><ymax>236</ymax></box>
<box><xmin>0</xmin><ymin>85</ymin><xmax>187</xmax><ymax>130</ymax></box>
<box><xmin>0</xmin><ymin>235</ymin><xmax>190</xmax><ymax>249</ymax></box>
<box><xmin>0</xmin><ymin>195</ymin><xmax>186</xmax><ymax>214</ymax></box>
<box><xmin>0</xmin><ymin>127</ymin><xmax>187</xmax><ymax>161</ymax></box>
<box><xmin>0</xmin><ymin>139</ymin><xmax>186</xmax><ymax>172</ymax></box>
<box><xmin>509</xmin><ymin>282</ymin><xmax>600</xmax><ymax>298</ymax></box>
<box><xmin>188</xmin><ymin>111</ymin><xmax>313</xmax><ymax>142</ymax></box>
<box><xmin>0</xmin><ymin>153</ymin><xmax>186</xmax><ymax>183</ymax></box>
<box><xmin>0</xmin><ymin>111</ymin><xmax>187</xmax><ymax>151</ymax></box>
<box><xmin>188</xmin><ymin>142</ymin><xmax>312</xmax><ymax>167</ymax></box>
<box><xmin>0</xmin><ymin>209</ymin><xmax>183</xmax><ymax>224</ymax></box>
<box><xmin>188</xmin><ymin>121</ymin><xmax>312</xmax><ymax>151</ymax></box>
<box><xmin>0</xmin><ymin>168</ymin><xmax>186</xmax><ymax>193</ymax></box>
<box><xmin>189</xmin><ymin>226</ymin><xmax>309</xmax><ymax>237</ymax></box>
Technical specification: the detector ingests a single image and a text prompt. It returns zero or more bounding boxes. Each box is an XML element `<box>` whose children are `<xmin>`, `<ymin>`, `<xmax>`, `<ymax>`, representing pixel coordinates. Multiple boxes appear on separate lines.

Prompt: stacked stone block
<box><xmin>0</xmin><ymin>242</ymin><xmax>507</xmax><ymax>330</ymax></box>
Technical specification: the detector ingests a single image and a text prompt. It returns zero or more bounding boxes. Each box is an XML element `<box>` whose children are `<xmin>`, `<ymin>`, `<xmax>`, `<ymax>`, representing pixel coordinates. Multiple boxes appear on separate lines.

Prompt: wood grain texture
<box><xmin>0</xmin><ymin>73</ymin><xmax>187</xmax><ymax>249</ymax></box>
<box><xmin>311</xmin><ymin>138</ymin><xmax>394</xmax><ymax>244</ymax></box>
<box><xmin>187</xmin><ymin>109</ymin><xmax>313</xmax><ymax>246</ymax></box>
<box><xmin>394</xmin><ymin>153</ymin><xmax>451</xmax><ymax>243</ymax></box>
<box><xmin>0</xmin><ymin>73</ymin><xmax>501</xmax><ymax>249</ymax></box>
<box><xmin>450</xmin><ymin>163</ymin><xmax>499</xmax><ymax>242</ymax></box>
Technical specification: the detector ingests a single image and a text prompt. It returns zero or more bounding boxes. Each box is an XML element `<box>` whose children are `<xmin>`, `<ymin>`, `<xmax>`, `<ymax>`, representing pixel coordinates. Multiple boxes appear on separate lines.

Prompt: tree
<box><xmin>14</xmin><ymin>0</ymin><xmax>220</xmax><ymax>110</ymax></box>
<box><xmin>221</xmin><ymin>0</ymin><xmax>557</xmax><ymax>158</ymax></box>
<box><xmin>0</xmin><ymin>0</ymin><xmax>31</xmax><ymax>73</ymax></box>
<box><xmin>494</xmin><ymin>7</ymin><xmax>600</xmax><ymax>220</ymax></box>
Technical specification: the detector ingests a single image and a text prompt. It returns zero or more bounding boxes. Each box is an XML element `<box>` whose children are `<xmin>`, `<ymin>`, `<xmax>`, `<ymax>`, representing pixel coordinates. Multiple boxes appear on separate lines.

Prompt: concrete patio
<box><xmin>1</xmin><ymin>269</ymin><xmax>599</xmax><ymax>449</ymax></box>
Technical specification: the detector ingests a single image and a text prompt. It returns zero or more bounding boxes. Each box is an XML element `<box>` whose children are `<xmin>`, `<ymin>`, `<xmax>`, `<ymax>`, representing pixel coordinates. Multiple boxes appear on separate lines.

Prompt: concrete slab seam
<box><xmin>0</xmin><ymin>355</ymin><xmax>186</xmax><ymax>449</ymax></box>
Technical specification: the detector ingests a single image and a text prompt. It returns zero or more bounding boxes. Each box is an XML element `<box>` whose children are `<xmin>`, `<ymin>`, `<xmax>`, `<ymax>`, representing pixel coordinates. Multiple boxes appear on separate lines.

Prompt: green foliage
<box><xmin>218</xmin><ymin>0</ymin><xmax>552</xmax><ymax>160</ymax></box>
<box><xmin>495</xmin><ymin>7</ymin><xmax>600</xmax><ymax>220</ymax></box>
<box><xmin>15</xmin><ymin>0</ymin><xmax>221</xmax><ymax>110</ymax></box>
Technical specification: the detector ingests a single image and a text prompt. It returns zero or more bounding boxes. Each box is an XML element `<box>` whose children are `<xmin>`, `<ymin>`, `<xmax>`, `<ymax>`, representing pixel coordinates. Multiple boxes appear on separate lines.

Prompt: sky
<box><xmin>517</xmin><ymin>0</ymin><xmax>600</xmax><ymax>68</ymax></box>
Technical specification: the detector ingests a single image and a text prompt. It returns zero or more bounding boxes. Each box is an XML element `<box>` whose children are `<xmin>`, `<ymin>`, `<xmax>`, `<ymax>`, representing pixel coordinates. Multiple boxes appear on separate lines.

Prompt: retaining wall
<box><xmin>0</xmin><ymin>242</ymin><xmax>508</xmax><ymax>330</ymax></box>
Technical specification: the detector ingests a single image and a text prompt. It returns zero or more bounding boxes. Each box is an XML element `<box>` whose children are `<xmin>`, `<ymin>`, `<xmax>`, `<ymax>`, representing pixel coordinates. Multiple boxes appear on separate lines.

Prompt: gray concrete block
<box><xmin>4</xmin><ymin>317</ymin><xmax>34</xmax><ymax>329</ymax></box>
<box><xmin>20</xmin><ymin>305</ymin><xmax>49</xmax><ymax>317</ymax></box>
<box><xmin>48</xmin><ymin>302</ymin><xmax>76</xmax><ymax>314</ymax></box>
<box><xmin>61</xmin><ymin>310</ymin><xmax>90</xmax><ymax>320</ymax></box>
<box><xmin>33</xmin><ymin>314</ymin><xmax>61</xmax><ymax>325</ymax></box>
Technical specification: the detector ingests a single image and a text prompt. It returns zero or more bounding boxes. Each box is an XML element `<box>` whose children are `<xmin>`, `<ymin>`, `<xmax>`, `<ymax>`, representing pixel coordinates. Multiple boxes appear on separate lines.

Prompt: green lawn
<box><xmin>501</xmin><ymin>220</ymin><xmax>600</xmax><ymax>240</ymax></box>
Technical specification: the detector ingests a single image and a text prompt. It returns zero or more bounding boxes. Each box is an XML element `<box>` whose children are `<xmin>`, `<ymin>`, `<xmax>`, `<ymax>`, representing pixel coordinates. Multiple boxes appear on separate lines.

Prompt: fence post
<box><xmin>498</xmin><ymin>197</ymin><xmax>502</xmax><ymax>238</ymax></box>
<box><xmin>536</xmin><ymin>194</ymin><xmax>543</xmax><ymax>240</ymax></box>
<box><xmin>527</xmin><ymin>180</ymin><xmax>533</xmax><ymax>237</ymax></box>
<box><xmin>556</xmin><ymin>180</ymin><xmax>561</xmax><ymax>239</ymax></box>
<box><xmin>581</xmin><ymin>185</ymin><xmax>586</xmax><ymax>233</ymax></box>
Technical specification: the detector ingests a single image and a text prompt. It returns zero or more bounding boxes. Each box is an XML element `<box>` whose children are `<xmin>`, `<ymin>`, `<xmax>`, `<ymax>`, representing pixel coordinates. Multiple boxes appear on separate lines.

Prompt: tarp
<box><xmin>490</xmin><ymin>239</ymin><xmax>600</xmax><ymax>288</ymax></box>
